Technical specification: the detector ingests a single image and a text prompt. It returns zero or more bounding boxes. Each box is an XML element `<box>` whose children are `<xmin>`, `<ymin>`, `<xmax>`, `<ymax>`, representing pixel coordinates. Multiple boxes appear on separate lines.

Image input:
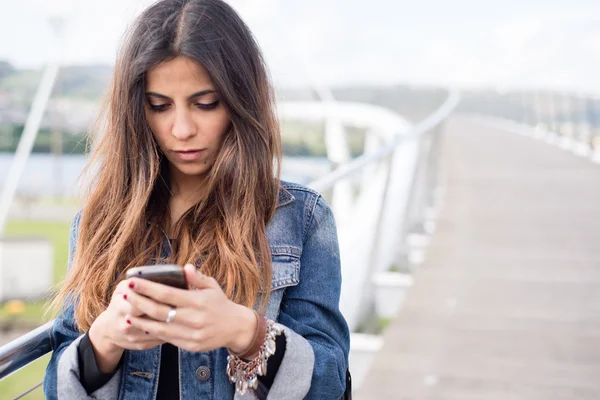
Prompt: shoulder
<box><xmin>279</xmin><ymin>180</ymin><xmax>325</xmax><ymax>212</ymax></box>
<box><xmin>72</xmin><ymin>209</ymin><xmax>83</xmax><ymax>227</ymax></box>
<box><xmin>270</xmin><ymin>180</ymin><xmax>335</xmax><ymax>245</ymax></box>
<box><xmin>278</xmin><ymin>180</ymin><xmax>332</xmax><ymax>222</ymax></box>
<box><xmin>69</xmin><ymin>210</ymin><xmax>83</xmax><ymax>241</ymax></box>
<box><xmin>280</xmin><ymin>180</ymin><xmax>321</xmax><ymax>197</ymax></box>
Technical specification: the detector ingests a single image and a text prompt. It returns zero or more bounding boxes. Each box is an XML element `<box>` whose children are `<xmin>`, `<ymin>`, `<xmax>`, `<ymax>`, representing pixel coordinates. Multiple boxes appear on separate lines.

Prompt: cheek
<box><xmin>208</xmin><ymin>111</ymin><xmax>231</xmax><ymax>143</ymax></box>
<box><xmin>211</xmin><ymin>121</ymin><xmax>230</xmax><ymax>146</ymax></box>
<box><xmin>146</xmin><ymin>115</ymin><xmax>169</xmax><ymax>146</ymax></box>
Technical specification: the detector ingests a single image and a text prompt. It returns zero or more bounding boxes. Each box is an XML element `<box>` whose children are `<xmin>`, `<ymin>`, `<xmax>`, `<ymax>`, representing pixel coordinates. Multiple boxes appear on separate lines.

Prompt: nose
<box><xmin>171</xmin><ymin>109</ymin><xmax>196</xmax><ymax>140</ymax></box>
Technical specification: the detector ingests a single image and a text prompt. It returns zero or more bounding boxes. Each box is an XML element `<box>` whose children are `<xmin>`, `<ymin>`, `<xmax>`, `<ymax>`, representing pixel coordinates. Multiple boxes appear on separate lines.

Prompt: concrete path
<box><xmin>357</xmin><ymin>116</ymin><xmax>600</xmax><ymax>399</ymax></box>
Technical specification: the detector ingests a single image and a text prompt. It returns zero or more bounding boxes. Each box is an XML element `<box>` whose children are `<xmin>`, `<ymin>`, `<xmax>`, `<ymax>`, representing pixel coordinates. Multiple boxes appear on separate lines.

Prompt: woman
<box><xmin>43</xmin><ymin>0</ymin><xmax>350</xmax><ymax>399</ymax></box>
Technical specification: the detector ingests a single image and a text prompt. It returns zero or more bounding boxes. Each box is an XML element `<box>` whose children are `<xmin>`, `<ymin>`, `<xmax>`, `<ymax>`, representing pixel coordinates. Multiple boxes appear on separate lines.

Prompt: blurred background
<box><xmin>0</xmin><ymin>0</ymin><xmax>599</xmax><ymax>399</ymax></box>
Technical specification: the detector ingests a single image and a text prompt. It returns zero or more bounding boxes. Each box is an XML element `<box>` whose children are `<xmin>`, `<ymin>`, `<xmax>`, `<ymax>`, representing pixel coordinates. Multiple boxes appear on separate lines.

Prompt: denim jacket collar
<box><xmin>277</xmin><ymin>186</ymin><xmax>295</xmax><ymax>208</ymax></box>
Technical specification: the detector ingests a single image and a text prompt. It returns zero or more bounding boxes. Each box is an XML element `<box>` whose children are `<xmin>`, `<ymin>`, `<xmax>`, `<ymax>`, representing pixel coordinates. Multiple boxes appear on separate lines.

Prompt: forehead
<box><xmin>145</xmin><ymin>56</ymin><xmax>214</xmax><ymax>91</ymax></box>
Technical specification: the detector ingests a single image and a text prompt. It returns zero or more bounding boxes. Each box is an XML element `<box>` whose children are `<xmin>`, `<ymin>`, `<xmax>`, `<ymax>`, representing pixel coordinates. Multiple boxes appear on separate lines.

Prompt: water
<box><xmin>0</xmin><ymin>153</ymin><xmax>331</xmax><ymax>197</ymax></box>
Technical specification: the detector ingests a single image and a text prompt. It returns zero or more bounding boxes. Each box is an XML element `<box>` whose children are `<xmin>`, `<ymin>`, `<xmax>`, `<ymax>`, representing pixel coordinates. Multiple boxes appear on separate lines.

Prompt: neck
<box><xmin>169</xmin><ymin>169</ymin><xmax>208</xmax><ymax>204</ymax></box>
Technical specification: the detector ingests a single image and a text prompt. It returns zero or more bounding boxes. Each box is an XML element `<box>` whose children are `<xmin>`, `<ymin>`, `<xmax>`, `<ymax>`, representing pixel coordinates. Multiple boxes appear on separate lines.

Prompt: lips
<box><xmin>173</xmin><ymin>149</ymin><xmax>206</xmax><ymax>161</ymax></box>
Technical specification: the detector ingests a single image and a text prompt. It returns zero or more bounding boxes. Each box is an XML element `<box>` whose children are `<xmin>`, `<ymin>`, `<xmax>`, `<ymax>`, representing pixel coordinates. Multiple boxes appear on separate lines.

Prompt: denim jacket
<box><xmin>43</xmin><ymin>181</ymin><xmax>350</xmax><ymax>400</ymax></box>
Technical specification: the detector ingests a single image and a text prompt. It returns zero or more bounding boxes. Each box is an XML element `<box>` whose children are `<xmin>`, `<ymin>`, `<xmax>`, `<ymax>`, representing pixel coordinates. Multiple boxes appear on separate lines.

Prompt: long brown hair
<box><xmin>51</xmin><ymin>0</ymin><xmax>281</xmax><ymax>332</ymax></box>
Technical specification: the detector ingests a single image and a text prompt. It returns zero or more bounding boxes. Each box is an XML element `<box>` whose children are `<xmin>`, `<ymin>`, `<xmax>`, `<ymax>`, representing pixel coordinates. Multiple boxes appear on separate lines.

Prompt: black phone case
<box><xmin>126</xmin><ymin>265</ymin><xmax>188</xmax><ymax>289</ymax></box>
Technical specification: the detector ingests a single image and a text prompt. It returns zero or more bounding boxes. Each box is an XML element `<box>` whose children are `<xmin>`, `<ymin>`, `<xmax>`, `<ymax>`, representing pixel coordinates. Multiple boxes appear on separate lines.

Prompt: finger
<box><xmin>124</xmin><ymin>289</ymin><xmax>172</xmax><ymax>322</ymax></box>
<box><xmin>184</xmin><ymin>264</ymin><xmax>220</xmax><ymax>291</ymax></box>
<box><xmin>119</xmin><ymin>315</ymin><xmax>161</xmax><ymax>341</ymax></box>
<box><xmin>125</xmin><ymin>294</ymin><xmax>205</xmax><ymax>329</ymax></box>
<box><xmin>118</xmin><ymin>316</ymin><xmax>148</xmax><ymax>337</ymax></box>
<box><xmin>122</xmin><ymin>304</ymin><xmax>146</xmax><ymax>318</ymax></box>
<box><xmin>128</xmin><ymin>277</ymin><xmax>192</xmax><ymax>307</ymax></box>
<box><xmin>112</xmin><ymin>279</ymin><xmax>134</xmax><ymax>296</ymax></box>
<box><xmin>128</xmin><ymin>315</ymin><xmax>190</xmax><ymax>342</ymax></box>
<box><xmin>124</xmin><ymin>332</ymin><xmax>163</xmax><ymax>344</ymax></box>
<box><xmin>120</xmin><ymin>335</ymin><xmax>165</xmax><ymax>351</ymax></box>
<box><xmin>110</xmin><ymin>289</ymin><xmax>144</xmax><ymax>318</ymax></box>
<box><xmin>117</xmin><ymin>293</ymin><xmax>146</xmax><ymax>317</ymax></box>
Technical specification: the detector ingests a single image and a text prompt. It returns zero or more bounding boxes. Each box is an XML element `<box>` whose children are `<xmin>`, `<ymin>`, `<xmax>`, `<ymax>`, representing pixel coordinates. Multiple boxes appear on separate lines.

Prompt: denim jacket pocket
<box><xmin>262</xmin><ymin>245</ymin><xmax>301</xmax><ymax>320</ymax></box>
<box><xmin>270</xmin><ymin>246</ymin><xmax>301</xmax><ymax>290</ymax></box>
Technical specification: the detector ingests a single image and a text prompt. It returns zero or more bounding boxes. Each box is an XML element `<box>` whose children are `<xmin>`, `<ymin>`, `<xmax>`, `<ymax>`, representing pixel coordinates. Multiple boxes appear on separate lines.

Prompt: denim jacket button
<box><xmin>195</xmin><ymin>366</ymin><xmax>211</xmax><ymax>381</ymax></box>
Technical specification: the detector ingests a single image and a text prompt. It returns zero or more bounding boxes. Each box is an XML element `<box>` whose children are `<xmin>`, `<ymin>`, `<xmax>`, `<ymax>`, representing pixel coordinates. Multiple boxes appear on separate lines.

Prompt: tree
<box><xmin>0</xmin><ymin>61</ymin><xmax>15</xmax><ymax>80</ymax></box>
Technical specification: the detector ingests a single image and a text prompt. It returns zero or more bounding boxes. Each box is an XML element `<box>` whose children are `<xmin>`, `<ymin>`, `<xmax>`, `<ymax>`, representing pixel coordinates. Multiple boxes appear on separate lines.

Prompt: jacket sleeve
<box><xmin>267</xmin><ymin>195</ymin><xmax>350</xmax><ymax>399</ymax></box>
<box><xmin>78</xmin><ymin>331</ymin><xmax>122</xmax><ymax>394</ymax></box>
<box><xmin>43</xmin><ymin>211</ymin><xmax>123</xmax><ymax>399</ymax></box>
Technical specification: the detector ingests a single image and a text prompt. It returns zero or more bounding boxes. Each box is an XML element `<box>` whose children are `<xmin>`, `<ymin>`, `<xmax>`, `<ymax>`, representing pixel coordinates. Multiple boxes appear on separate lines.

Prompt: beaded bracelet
<box><xmin>226</xmin><ymin>316</ymin><xmax>283</xmax><ymax>395</ymax></box>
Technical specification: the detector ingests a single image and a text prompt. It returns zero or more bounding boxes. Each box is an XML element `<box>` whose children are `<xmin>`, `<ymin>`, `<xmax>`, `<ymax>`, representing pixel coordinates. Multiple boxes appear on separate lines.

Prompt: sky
<box><xmin>1</xmin><ymin>0</ymin><xmax>599</xmax><ymax>94</ymax></box>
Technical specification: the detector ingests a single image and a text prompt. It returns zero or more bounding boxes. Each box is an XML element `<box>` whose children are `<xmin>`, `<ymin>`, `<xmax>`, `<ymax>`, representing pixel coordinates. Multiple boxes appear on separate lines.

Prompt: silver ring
<box><xmin>165</xmin><ymin>307</ymin><xmax>176</xmax><ymax>324</ymax></box>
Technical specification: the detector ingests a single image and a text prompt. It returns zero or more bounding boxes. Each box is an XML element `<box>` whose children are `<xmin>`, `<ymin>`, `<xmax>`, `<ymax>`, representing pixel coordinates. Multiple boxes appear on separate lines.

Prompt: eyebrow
<box><xmin>145</xmin><ymin>90</ymin><xmax>217</xmax><ymax>100</ymax></box>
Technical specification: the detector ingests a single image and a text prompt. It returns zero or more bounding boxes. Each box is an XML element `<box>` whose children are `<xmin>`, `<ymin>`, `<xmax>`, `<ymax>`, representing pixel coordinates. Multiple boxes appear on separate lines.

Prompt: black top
<box><xmin>157</xmin><ymin>343</ymin><xmax>179</xmax><ymax>400</ymax></box>
<box><xmin>77</xmin><ymin>324</ymin><xmax>286</xmax><ymax>399</ymax></box>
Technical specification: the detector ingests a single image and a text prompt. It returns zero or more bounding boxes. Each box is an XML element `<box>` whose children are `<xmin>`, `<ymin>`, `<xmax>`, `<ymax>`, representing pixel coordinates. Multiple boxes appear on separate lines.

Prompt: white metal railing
<box><xmin>279</xmin><ymin>93</ymin><xmax>460</xmax><ymax>329</ymax></box>
<box><xmin>0</xmin><ymin>91</ymin><xmax>460</xmax><ymax>397</ymax></box>
<box><xmin>463</xmin><ymin>90</ymin><xmax>600</xmax><ymax>163</ymax></box>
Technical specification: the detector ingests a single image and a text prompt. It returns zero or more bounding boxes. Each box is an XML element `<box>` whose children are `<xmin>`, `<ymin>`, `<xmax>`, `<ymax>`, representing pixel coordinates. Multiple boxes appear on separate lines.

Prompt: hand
<box><xmin>89</xmin><ymin>279</ymin><xmax>166</xmax><ymax>372</ymax></box>
<box><xmin>124</xmin><ymin>264</ymin><xmax>257</xmax><ymax>354</ymax></box>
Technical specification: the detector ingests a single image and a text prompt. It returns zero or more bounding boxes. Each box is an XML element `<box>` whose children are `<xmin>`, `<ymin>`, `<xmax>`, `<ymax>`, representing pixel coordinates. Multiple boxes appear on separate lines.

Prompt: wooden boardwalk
<box><xmin>357</xmin><ymin>116</ymin><xmax>600</xmax><ymax>400</ymax></box>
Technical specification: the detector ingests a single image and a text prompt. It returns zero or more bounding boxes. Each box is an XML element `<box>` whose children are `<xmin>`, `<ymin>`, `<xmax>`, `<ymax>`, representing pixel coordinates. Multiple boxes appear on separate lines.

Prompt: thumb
<box><xmin>184</xmin><ymin>264</ymin><xmax>218</xmax><ymax>290</ymax></box>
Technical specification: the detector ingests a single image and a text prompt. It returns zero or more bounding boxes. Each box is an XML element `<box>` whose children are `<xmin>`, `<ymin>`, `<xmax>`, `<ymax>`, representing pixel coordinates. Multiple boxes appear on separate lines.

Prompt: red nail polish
<box><xmin>123</xmin><ymin>294</ymin><xmax>128</xmax><ymax>300</ymax></box>
<box><xmin>128</xmin><ymin>282</ymin><xmax>134</xmax><ymax>289</ymax></box>
<box><xmin>126</xmin><ymin>319</ymin><xmax>131</xmax><ymax>325</ymax></box>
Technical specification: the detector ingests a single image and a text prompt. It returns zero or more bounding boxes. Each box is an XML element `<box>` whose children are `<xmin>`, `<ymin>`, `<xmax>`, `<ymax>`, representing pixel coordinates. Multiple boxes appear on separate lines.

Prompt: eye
<box><xmin>149</xmin><ymin>103</ymin><xmax>170</xmax><ymax>113</ymax></box>
<box><xmin>196</xmin><ymin>101</ymin><xmax>219</xmax><ymax>110</ymax></box>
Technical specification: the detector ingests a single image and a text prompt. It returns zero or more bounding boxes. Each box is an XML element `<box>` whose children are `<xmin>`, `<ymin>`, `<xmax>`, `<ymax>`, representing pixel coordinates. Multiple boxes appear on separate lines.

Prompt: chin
<box><xmin>174</xmin><ymin>163</ymin><xmax>211</xmax><ymax>177</ymax></box>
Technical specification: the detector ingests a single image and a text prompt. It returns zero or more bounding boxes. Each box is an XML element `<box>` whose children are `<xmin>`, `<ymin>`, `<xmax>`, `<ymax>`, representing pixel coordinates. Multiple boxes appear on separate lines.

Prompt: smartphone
<box><xmin>126</xmin><ymin>264</ymin><xmax>188</xmax><ymax>289</ymax></box>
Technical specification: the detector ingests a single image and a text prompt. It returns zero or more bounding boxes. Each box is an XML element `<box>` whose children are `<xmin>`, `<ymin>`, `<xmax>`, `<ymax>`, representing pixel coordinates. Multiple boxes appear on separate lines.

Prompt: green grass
<box><xmin>0</xmin><ymin>354</ymin><xmax>50</xmax><ymax>400</ymax></box>
<box><xmin>4</xmin><ymin>219</ymin><xmax>71</xmax><ymax>285</ymax></box>
<box><xmin>0</xmin><ymin>219</ymin><xmax>71</xmax><ymax>398</ymax></box>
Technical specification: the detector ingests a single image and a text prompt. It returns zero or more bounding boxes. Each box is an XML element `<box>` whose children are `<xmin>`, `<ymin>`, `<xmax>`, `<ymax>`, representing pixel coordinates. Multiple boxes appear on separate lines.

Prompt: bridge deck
<box><xmin>357</xmin><ymin>116</ymin><xmax>600</xmax><ymax>399</ymax></box>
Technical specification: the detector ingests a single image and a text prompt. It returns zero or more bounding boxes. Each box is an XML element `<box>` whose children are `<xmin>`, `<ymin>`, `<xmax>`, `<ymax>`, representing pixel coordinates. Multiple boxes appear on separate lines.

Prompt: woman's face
<box><xmin>145</xmin><ymin>56</ymin><xmax>231</xmax><ymax>185</ymax></box>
